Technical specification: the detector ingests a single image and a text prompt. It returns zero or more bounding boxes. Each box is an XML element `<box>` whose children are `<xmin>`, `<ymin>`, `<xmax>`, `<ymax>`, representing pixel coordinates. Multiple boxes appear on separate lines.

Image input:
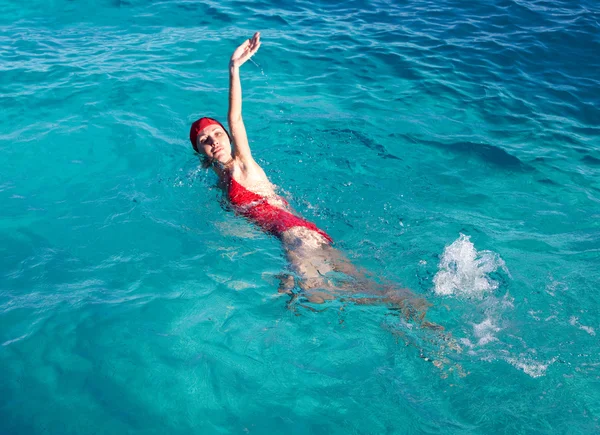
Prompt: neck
<box><xmin>211</xmin><ymin>156</ymin><xmax>234</xmax><ymax>176</ymax></box>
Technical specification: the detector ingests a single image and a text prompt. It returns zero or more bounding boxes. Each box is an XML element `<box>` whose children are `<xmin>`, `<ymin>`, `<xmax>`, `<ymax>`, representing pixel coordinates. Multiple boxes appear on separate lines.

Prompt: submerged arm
<box><xmin>228</xmin><ymin>32</ymin><xmax>261</xmax><ymax>163</ymax></box>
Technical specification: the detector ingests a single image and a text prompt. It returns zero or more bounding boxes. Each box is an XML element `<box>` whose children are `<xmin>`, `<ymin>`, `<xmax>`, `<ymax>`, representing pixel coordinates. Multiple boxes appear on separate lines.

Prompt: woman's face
<box><xmin>197</xmin><ymin>125</ymin><xmax>232</xmax><ymax>163</ymax></box>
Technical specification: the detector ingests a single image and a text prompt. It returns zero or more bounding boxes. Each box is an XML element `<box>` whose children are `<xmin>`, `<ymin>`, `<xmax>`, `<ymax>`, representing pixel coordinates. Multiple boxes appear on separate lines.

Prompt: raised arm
<box><xmin>228</xmin><ymin>32</ymin><xmax>261</xmax><ymax>163</ymax></box>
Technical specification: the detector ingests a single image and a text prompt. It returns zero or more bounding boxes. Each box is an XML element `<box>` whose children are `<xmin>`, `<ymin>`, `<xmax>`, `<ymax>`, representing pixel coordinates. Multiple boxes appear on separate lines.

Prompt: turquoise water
<box><xmin>1</xmin><ymin>0</ymin><xmax>599</xmax><ymax>432</ymax></box>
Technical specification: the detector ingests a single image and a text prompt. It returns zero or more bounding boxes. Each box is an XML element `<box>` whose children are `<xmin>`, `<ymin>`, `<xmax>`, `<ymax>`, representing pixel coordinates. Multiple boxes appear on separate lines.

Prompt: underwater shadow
<box><xmin>394</xmin><ymin>133</ymin><xmax>533</xmax><ymax>171</ymax></box>
<box><xmin>323</xmin><ymin>128</ymin><xmax>402</xmax><ymax>161</ymax></box>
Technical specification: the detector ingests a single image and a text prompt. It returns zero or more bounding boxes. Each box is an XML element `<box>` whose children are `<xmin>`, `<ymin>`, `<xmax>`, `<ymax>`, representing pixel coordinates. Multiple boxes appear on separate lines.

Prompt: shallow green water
<box><xmin>1</xmin><ymin>0</ymin><xmax>599</xmax><ymax>433</ymax></box>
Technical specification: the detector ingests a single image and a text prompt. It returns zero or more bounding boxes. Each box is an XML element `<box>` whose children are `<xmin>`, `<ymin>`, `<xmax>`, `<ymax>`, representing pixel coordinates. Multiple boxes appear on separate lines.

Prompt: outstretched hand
<box><xmin>230</xmin><ymin>32</ymin><xmax>261</xmax><ymax>68</ymax></box>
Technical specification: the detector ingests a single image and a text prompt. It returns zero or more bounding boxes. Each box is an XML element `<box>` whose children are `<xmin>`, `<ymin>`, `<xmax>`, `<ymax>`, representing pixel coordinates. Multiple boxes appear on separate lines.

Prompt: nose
<box><xmin>209</xmin><ymin>135</ymin><xmax>220</xmax><ymax>147</ymax></box>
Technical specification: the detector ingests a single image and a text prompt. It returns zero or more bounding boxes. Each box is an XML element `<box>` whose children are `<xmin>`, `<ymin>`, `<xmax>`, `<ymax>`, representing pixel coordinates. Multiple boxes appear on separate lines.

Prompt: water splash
<box><xmin>505</xmin><ymin>356</ymin><xmax>557</xmax><ymax>378</ymax></box>
<box><xmin>569</xmin><ymin>316</ymin><xmax>596</xmax><ymax>336</ymax></box>
<box><xmin>249</xmin><ymin>58</ymin><xmax>265</xmax><ymax>76</ymax></box>
<box><xmin>433</xmin><ymin>234</ymin><xmax>508</xmax><ymax>298</ymax></box>
<box><xmin>472</xmin><ymin>318</ymin><xmax>501</xmax><ymax>346</ymax></box>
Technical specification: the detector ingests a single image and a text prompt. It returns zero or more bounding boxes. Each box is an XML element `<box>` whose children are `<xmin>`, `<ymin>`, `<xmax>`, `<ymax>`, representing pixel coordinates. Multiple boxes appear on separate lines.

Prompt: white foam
<box><xmin>433</xmin><ymin>234</ymin><xmax>508</xmax><ymax>298</ymax></box>
<box><xmin>473</xmin><ymin>318</ymin><xmax>501</xmax><ymax>345</ymax></box>
<box><xmin>506</xmin><ymin>356</ymin><xmax>556</xmax><ymax>378</ymax></box>
<box><xmin>580</xmin><ymin>325</ymin><xmax>596</xmax><ymax>336</ymax></box>
<box><xmin>569</xmin><ymin>316</ymin><xmax>596</xmax><ymax>336</ymax></box>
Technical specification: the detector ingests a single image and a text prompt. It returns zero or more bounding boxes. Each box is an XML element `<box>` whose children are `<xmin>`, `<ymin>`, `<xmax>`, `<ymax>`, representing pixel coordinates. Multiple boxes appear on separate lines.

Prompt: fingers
<box><xmin>240</xmin><ymin>33</ymin><xmax>259</xmax><ymax>52</ymax></box>
<box><xmin>249</xmin><ymin>40</ymin><xmax>261</xmax><ymax>57</ymax></box>
<box><xmin>230</xmin><ymin>32</ymin><xmax>261</xmax><ymax>67</ymax></box>
<box><xmin>249</xmin><ymin>32</ymin><xmax>261</xmax><ymax>51</ymax></box>
<box><xmin>238</xmin><ymin>39</ymin><xmax>251</xmax><ymax>50</ymax></box>
<box><xmin>240</xmin><ymin>42</ymin><xmax>260</xmax><ymax>63</ymax></box>
<box><xmin>241</xmin><ymin>33</ymin><xmax>260</xmax><ymax>51</ymax></box>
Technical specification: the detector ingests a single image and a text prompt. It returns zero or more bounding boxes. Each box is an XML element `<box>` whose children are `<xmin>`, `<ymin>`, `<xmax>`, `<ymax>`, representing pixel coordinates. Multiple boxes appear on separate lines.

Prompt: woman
<box><xmin>190</xmin><ymin>33</ymin><xmax>431</xmax><ymax>320</ymax></box>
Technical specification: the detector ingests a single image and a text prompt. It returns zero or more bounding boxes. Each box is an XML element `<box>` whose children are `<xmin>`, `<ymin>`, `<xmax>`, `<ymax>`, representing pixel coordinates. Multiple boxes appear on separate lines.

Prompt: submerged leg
<box><xmin>276</xmin><ymin>273</ymin><xmax>295</xmax><ymax>294</ymax></box>
<box><xmin>281</xmin><ymin>229</ymin><xmax>440</xmax><ymax>326</ymax></box>
<box><xmin>279</xmin><ymin>232</ymin><xmax>462</xmax><ymax>375</ymax></box>
<box><xmin>339</xmin><ymin>292</ymin><xmax>442</xmax><ymax>330</ymax></box>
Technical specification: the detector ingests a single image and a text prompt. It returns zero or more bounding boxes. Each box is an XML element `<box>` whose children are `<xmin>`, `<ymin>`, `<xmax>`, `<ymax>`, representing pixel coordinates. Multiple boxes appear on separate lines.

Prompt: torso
<box><xmin>221</xmin><ymin>158</ymin><xmax>288</xmax><ymax>209</ymax></box>
<box><xmin>216</xmin><ymin>156</ymin><xmax>332</xmax><ymax>248</ymax></box>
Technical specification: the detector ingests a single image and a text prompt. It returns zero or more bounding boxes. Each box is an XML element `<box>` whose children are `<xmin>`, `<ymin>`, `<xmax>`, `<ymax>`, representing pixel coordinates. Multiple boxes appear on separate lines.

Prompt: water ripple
<box><xmin>1</xmin><ymin>0</ymin><xmax>600</xmax><ymax>433</ymax></box>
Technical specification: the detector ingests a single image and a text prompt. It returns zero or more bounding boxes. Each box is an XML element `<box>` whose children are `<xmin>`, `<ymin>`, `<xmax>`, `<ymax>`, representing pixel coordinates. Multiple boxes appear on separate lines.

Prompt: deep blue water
<box><xmin>1</xmin><ymin>0</ymin><xmax>599</xmax><ymax>433</ymax></box>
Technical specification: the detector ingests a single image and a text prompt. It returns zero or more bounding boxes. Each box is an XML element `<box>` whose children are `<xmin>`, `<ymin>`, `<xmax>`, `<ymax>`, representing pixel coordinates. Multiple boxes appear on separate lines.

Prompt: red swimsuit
<box><xmin>228</xmin><ymin>177</ymin><xmax>333</xmax><ymax>243</ymax></box>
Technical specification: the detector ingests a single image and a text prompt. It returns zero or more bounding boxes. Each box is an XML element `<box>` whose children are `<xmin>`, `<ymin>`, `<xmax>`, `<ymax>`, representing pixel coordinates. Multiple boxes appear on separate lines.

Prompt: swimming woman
<box><xmin>190</xmin><ymin>32</ymin><xmax>433</xmax><ymax>322</ymax></box>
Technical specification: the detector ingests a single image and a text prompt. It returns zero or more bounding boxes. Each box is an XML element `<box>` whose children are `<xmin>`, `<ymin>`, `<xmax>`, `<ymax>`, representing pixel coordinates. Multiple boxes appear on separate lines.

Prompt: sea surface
<box><xmin>1</xmin><ymin>0</ymin><xmax>599</xmax><ymax>433</ymax></box>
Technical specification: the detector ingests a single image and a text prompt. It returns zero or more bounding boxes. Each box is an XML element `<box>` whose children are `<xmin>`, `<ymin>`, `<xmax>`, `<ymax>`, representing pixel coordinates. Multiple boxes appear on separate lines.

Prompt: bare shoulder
<box><xmin>232</xmin><ymin>156</ymin><xmax>269</xmax><ymax>185</ymax></box>
<box><xmin>229</xmin><ymin>156</ymin><xmax>280</xmax><ymax>198</ymax></box>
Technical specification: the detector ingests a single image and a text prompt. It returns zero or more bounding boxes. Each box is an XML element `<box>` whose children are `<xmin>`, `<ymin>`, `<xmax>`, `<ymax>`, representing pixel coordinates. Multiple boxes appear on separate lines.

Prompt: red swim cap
<box><xmin>189</xmin><ymin>117</ymin><xmax>226</xmax><ymax>151</ymax></box>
